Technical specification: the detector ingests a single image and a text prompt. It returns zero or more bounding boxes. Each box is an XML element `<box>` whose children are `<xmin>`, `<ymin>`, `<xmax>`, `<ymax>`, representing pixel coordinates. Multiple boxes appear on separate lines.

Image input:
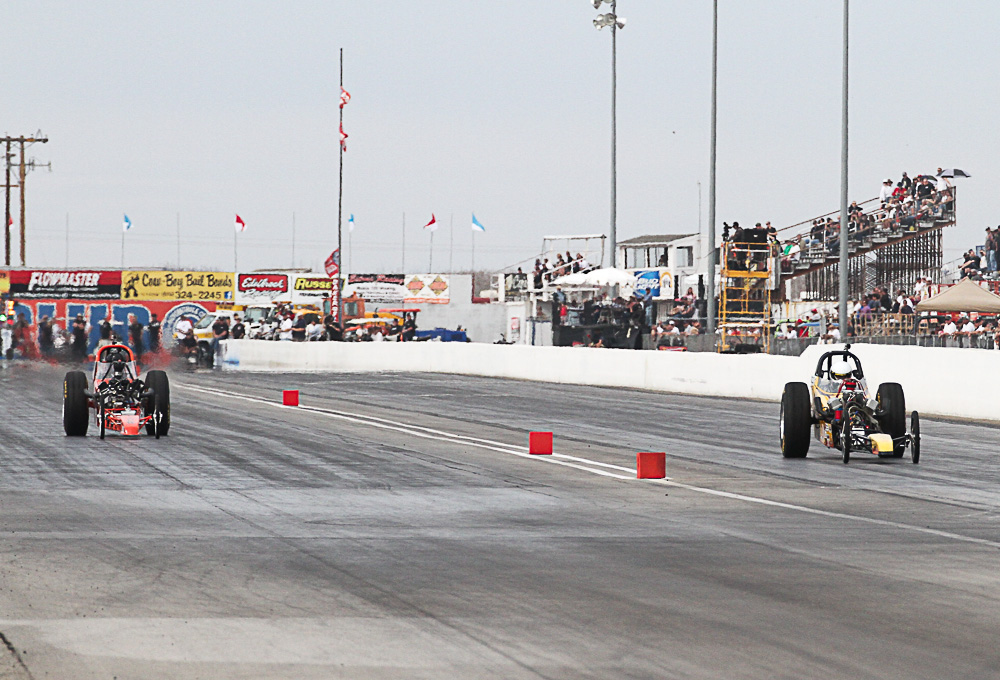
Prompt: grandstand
<box><xmin>776</xmin><ymin>183</ymin><xmax>955</xmax><ymax>302</ymax></box>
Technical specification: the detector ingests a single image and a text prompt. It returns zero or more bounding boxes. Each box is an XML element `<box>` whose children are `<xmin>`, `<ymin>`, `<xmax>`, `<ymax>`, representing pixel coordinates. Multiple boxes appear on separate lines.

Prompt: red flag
<box><xmin>339</xmin><ymin>123</ymin><xmax>348</xmax><ymax>152</ymax></box>
<box><xmin>423</xmin><ymin>214</ymin><xmax>438</xmax><ymax>232</ymax></box>
<box><xmin>234</xmin><ymin>214</ymin><xmax>246</xmax><ymax>233</ymax></box>
<box><xmin>325</xmin><ymin>249</ymin><xmax>340</xmax><ymax>277</ymax></box>
<box><xmin>340</xmin><ymin>88</ymin><xmax>351</xmax><ymax>108</ymax></box>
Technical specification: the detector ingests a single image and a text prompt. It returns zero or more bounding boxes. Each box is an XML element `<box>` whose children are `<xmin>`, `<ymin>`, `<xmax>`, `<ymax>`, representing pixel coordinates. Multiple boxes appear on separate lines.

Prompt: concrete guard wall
<box><xmin>222</xmin><ymin>340</ymin><xmax>1000</xmax><ymax>422</ymax></box>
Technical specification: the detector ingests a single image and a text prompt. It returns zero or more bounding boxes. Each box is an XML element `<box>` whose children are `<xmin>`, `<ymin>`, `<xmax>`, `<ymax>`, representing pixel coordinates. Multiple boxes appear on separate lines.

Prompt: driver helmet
<box><xmin>830</xmin><ymin>360</ymin><xmax>853</xmax><ymax>380</ymax></box>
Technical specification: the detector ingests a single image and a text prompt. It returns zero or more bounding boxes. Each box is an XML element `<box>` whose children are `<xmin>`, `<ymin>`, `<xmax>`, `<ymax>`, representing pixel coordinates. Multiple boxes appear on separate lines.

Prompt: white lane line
<box><xmin>651</xmin><ymin>479</ymin><xmax>1000</xmax><ymax>549</ymax></box>
<box><xmin>176</xmin><ymin>382</ymin><xmax>1000</xmax><ymax>550</ymax></box>
<box><xmin>175</xmin><ymin>383</ymin><xmax>635</xmax><ymax>480</ymax></box>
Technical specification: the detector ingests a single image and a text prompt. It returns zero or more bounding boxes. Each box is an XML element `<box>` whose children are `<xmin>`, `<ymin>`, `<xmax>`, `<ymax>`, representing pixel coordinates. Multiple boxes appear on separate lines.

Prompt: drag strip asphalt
<box><xmin>2</xmin><ymin>362</ymin><xmax>1000</xmax><ymax>679</ymax></box>
<box><xmin>178</xmin><ymin>379</ymin><xmax>1000</xmax><ymax>550</ymax></box>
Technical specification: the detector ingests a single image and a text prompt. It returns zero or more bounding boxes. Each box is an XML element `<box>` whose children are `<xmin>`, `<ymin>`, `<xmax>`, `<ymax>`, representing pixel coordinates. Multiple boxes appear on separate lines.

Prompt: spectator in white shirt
<box><xmin>278</xmin><ymin>314</ymin><xmax>293</xmax><ymax>341</ymax></box>
<box><xmin>935</xmin><ymin>168</ymin><xmax>952</xmax><ymax>193</ymax></box>
<box><xmin>879</xmin><ymin>179</ymin><xmax>894</xmax><ymax>204</ymax></box>
<box><xmin>940</xmin><ymin>319</ymin><xmax>958</xmax><ymax>336</ymax></box>
<box><xmin>306</xmin><ymin>320</ymin><xmax>323</xmax><ymax>341</ymax></box>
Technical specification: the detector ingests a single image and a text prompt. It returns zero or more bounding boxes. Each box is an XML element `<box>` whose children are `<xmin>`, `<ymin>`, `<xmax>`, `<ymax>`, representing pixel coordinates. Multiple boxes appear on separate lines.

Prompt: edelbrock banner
<box><xmin>237</xmin><ymin>273</ymin><xmax>289</xmax><ymax>302</ymax></box>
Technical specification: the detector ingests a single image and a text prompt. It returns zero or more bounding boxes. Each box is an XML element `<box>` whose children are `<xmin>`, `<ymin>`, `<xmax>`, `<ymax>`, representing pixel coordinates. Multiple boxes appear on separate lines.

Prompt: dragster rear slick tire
<box><xmin>877</xmin><ymin>382</ymin><xmax>906</xmax><ymax>457</ymax></box>
<box><xmin>911</xmin><ymin>411</ymin><xmax>921</xmax><ymax>464</ymax></box>
<box><xmin>144</xmin><ymin>370</ymin><xmax>171</xmax><ymax>437</ymax></box>
<box><xmin>780</xmin><ymin>382</ymin><xmax>811</xmax><ymax>458</ymax></box>
<box><xmin>63</xmin><ymin>371</ymin><xmax>89</xmax><ymax>437</ymax></box>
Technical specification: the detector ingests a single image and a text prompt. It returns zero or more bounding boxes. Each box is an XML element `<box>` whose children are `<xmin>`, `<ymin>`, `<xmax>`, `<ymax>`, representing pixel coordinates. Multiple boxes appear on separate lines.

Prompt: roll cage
<box><xmin>814</xmin><ymin>345</ymin><xmax>865</xmax><ymax>381</ymax></box>
<box><xmin>93</xmin><ymin>344</ymin><xmax>139</xmax><ymax>384</ymax></box>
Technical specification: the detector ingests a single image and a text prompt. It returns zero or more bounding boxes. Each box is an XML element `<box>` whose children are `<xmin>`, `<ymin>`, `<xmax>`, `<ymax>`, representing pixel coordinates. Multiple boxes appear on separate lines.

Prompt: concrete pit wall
<box><xmin>220</xmin><ymin>340</ymin><xmax>1000</xmax><ymax>422</ymax></box>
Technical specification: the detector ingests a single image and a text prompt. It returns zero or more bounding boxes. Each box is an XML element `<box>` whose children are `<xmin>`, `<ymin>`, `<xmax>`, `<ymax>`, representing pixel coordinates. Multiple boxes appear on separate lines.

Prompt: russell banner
<box><xmin>292</xmin><ymin>276</ymin><xmax>333</xmax><ymax>299</ymax></box>
<box><xmin>121</xmin><ymin>271</ymin><xmax>234</xmax><ymax>302</ymax></box>
<box><xmin>8</xmin><ymin>270</ymin><xmax>122</xmax><ymax>299</ymax></box>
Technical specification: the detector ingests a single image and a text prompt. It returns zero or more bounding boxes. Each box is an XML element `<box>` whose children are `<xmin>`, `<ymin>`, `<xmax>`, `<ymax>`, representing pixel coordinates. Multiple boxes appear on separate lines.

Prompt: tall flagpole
<box><xmin>428</xmin><ymin>228</ymin><xmax>434</xmax><ymax>273</ymax></box>
<box><xmin>65</xmin><ymin>213</ymin><xmax>69</xmax><ymax>268</ymax></box>
<box><xmin>471</xmin><ymin>230</ymin><xmax>476</xmax><ymax>272</ymax></box>
<box><xmin>448</xmin><ymin>213</ymin><xmax>454</xmax><ymax>272</ymax></box>
<box><xmin>401</xmin><ymin>212</ymin><xmax>406</xmax><ymax>273</ymax></box>
<box><xmin>337</xmin><ymin>48</ymin><xmax>345</xmax><ymax>334</ymax></box>
<box><xmin>233</xmin><ymin>226</ymin><xmax>238</xmax><ymax>272</ymax></box>
<box><xmin>176</xmin><ymin>212</ymin><xmax>181</xmax><ymax>267</ymax></box>
<box><xmin>121</xmin><ymin>226</ymin><xmax>125</xmax><ymax>269</ymax></box>
<box><xmin>291</xmin><ymin>211</ymin><xmax>296</xmax><ymax>268</ymax></box>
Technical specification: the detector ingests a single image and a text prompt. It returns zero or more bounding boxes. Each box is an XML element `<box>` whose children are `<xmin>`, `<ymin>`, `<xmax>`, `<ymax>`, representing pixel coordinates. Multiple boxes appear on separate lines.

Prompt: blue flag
<box><xmin>122</xmin><ymin>214</ymin><xmax>132</xmax><ymax>232</ymax></box>
<box><xmin>471</xmin><ymin>213</ymin><xmax>485</xmax><ymax>232</ymax></box>
<box><xmin>348</xmin><ymin>214</ymin><xmax>355</xmax><ymax>233</ymax></box>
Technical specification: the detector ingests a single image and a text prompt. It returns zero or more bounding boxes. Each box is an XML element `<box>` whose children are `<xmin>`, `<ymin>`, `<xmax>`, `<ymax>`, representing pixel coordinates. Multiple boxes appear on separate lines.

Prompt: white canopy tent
<box><xmin>915</xmin><ymin>278</ymin><xmax>1000</xmax><ymax>314</ymax></box>
<box><xmin>553</xmin><ymin>267</ymin><xmax>635</xmax><ymax>288</ymax></box>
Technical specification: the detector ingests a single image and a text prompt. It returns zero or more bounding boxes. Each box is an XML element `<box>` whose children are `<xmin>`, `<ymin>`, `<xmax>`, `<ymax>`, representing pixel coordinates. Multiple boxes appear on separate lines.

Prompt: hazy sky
<box><xmin>2</xmin><ymin>1</ymin><xmax>996</xmax><ymax>275</ymax></box>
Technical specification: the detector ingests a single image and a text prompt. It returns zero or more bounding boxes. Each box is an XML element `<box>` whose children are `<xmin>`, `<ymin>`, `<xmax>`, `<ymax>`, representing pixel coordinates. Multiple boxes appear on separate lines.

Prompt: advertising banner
<box><xmin>632</xmin><ymin>268</ymin><xmax>673</xmax><ymax>299</ymax></box>
<box><xmin>121</xmin><ymin>271</ymin><xmax>234</xmax><ymax>302</ymax></box>
<box><xmin>292</xmin><ymin>276</ymin><xmax>333</xmax><ymax>299</ymax></box>
<box><xmin>344</xmin><ymin>274</ymin><xmax>407</xmax><ymax>304</ymax></box>
<box><xmin>330</xmin><ymin>277</ymin><xmax>340</xmax><ymax>323</ymax></box>
<box><xmin>9</xmin><ymin>270</ymin><xmax>122</xmax><ymax>299</ymax></box>
<box><xmin>7</xmin><ymin>299</ymin><xmax>214</xmax><ymax>354</ymax></box>
<box><xmin>324</xmin><ymin>249</ymin><xmax>340</xmax><ymax>277</ymax></box>
<box><xmin>236</xmin><ymin>273</ymin><xmax>289</xmax><ymax>302</ymax></box>
<box><xmin>403</xmin><ymin>274</ymin><xmax>450</xmax><ymax>304</ymax></box>
<box><xmin>0</xmin><ymin>270</ymin><xmax>8</xmax><ymax>295</ymax></box>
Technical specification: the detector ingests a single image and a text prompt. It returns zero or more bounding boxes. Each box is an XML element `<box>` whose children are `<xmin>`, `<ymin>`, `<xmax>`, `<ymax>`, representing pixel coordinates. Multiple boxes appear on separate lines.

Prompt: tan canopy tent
<box><xmin>915</xmin><ymin>278</ymin><xmax>1000</xmax><ymax>313</ymax></box>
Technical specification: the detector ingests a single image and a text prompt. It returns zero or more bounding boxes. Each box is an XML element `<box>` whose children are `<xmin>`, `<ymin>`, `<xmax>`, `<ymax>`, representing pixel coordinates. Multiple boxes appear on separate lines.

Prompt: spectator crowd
<box><xmin>532</xmin><ymin>251</ymin><xmax>594</xmax><ymax>289</ymax></box>
<box><xmin>779</xmin><ymin>169</ymin><xmax>958</xmax><ymax>271</ymax></box>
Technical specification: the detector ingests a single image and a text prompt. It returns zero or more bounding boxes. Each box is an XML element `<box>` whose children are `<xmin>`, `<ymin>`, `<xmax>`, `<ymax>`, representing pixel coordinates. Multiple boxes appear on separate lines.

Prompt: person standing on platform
<box><xmin>147</xmin><ymin>314</ymin><xmax>162</xmax><ymax>354</ymax></box>
<box><xmin>128</xmin><ymin>314</ymin><xmax>144</xmax><ymax>362</ymax></box>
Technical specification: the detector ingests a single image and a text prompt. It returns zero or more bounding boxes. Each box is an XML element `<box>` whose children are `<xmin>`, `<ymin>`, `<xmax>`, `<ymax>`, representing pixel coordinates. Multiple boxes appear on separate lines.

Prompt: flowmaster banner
<box><xmin>9</xmin><ymin>270</ymin><xmax>122</xmax><ymax>299</ymax></box>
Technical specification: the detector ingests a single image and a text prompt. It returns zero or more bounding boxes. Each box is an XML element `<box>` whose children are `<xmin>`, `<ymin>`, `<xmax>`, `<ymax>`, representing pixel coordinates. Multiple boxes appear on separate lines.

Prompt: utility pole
<box><xmin>1</xmin><ymin>134</ymin><xmax>49</xmax><ymax>266</ymax></box>
<box><xmin>3</xmin><ymin>140</ymin><xmax>13</xmax><ymax>267</ymax></box>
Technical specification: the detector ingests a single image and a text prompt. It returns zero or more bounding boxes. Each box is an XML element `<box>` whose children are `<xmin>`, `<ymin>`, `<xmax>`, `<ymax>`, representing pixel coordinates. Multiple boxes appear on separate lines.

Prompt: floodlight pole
<box><xmin>838</xmin><ymin>1</ymin><xmax>849</xmax><ymax>335</ymax></box>
<box><xmin>610</xmin><ymin>0</ymin><xmax>618</xmax><ymax>267</ymax></box>
<box><xmin>706</xmin><ymin>0</ymin><xmax>718</xmax><ymax>334</ymax></box>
